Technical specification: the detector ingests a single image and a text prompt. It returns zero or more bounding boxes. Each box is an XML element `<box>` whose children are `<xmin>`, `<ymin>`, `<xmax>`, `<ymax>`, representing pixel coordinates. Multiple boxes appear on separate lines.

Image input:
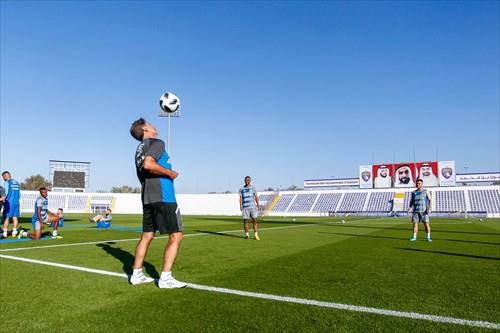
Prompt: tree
<box><xmin>264</xmin><ymin>187</ymin><xmax>274</xmax><ymax>191</ymax></box>
<box><xmin>287</xmin><ymin>185</ymin><xmax>300</xmax><ymax>191</ymax></box>
<box><xmin>111</xmin><ymin>186</ymin><xmax>141</xmax><ymax>193</ymax></box>
<box><xmin>21</xmin><ymin>174</ymin><xmax>52</xmax><ymax>190</ymax></box>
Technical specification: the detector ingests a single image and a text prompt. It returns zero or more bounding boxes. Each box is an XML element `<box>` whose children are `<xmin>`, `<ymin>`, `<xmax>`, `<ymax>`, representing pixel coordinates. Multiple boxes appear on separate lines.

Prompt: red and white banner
<box><xmin>416</xmin><ymin>161</ymin><xmax>439</xmax><ymax>187</ymax></box>
<box><xmin>393</xmin><ymin>163</ymin><xmax>417</xmax><ymax>188</ymax></box>
<box><xmin>373</xmin><ymin>164</ymin><xmax>392</xmax><ymax>188</ymax></box>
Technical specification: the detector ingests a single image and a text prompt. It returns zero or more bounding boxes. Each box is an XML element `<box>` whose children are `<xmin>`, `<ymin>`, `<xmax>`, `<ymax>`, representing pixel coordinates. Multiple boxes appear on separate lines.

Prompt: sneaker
<box><xmin>426</xmin><ymin>237</ymin><xmax>432</xmax><ymax>242</ymax></box>
<box><xmin>254</xmin><ymin>234</ymin><xmax>260</xmax><ymax>241</ymax></box>
<box><xmin>130</xmin><ymin>273</ymin><xmax>154</xmax><ymax>285</ymax></box>
<box><xmin>18</xmin><ymin>232</ymin><xmax>24</xmax><ymax>239</ymax></box>
<box><xmin>158</xmin><ymin>276</ymin><xmax>187</xmax><ymax>289</ymax></box>
<box><xmin>52</xmin><ymin>235</ymin><xmax>63</xmax><ymax>239</ymax></box>
<box><xmin>2</xmin><ymin>232</ymin><xmax>7</xmax><ymax>238</ymax></box>
<box><xmin>244</xmin><ymin>235</ymin><xmax>249</xmax><ymax>239</ymax></box>
<box><xmin>409</xmin><ymin>236</ymin><xmax>417</xmax><ymax>241</ymax></box>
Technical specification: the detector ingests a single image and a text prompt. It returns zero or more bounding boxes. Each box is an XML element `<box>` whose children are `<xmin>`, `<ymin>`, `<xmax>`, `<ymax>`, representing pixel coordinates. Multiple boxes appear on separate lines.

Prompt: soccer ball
<box><xmin>159</xmin><ymin>92</ymin><xmax>180</xmax><ymax>113</ymax></box>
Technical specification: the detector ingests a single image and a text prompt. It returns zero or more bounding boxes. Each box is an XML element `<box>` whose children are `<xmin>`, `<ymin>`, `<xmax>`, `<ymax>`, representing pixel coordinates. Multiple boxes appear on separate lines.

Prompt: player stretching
<box><xmin>408</xmin><ymin>178</ymin><xmax>432</xmax><ymax>242</ymax></box>
<box><xmin>239</xmin><ymin>176</ymin><xmax>260</xmax><ymax>240</ymax></box>
<box><xmin>2</xmin><ymin>171</ymin><xmax>21</xmax><ymax>238</ymax></box>
<box><xmin>18</xmin><ymin>187</ymin><xmax>62</xmax><ymax>240</ymax></box>
<box><xmin>129</xmin><ymin>118</ymin><xmax>186</xmax><ymax>288</ymax></box>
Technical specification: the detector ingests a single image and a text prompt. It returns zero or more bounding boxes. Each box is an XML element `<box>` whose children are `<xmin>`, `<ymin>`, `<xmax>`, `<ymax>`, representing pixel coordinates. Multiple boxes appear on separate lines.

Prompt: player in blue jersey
<box><xmin>239</xmin><ymin>176</ymin><xmax>260</xmax><ymax>240</ymax></box>
<box><xmin>129</xmin><ymin>118</ymin><xmax>186</xmax><ymax>288</ymax></box>
<box><xmin>18</xmin><ymin>187</ymin><xmax>63</xmax><ymax>240</ymax></box>
<box><xmin>408</xmin><ymin>178</ymin><xmax>432</xmax><ymax>242</ymax></box>
<box><xmin>2</xmin><ymin>171</ymin><xmax>21</xmax><ymax>238</ymax></box>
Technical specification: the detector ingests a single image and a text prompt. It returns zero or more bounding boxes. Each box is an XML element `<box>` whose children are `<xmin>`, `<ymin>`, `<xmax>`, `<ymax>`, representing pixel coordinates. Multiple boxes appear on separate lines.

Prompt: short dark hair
<box><xmin>416</xmin><ymin>178</ymin><xmax>423</xmax><ymax>183</ymax></box>
<box><xmin>2</xmin><ymin>171</ymin><xmax>10</xmax><ymax>176</ymax></box>
<box><xmin>58</xmin><ymin>208</ymin><xmax>64</xmax><ymax>212</ymax></box>
<box><xmin>130</xmin><ymin>118</ymin><xmax>147</xmax><ymax>141</ymax></box>
<box><xmin>39</xmin><ymin>187</ymin><xmax>47</xmax><ymax>191</ymax></box>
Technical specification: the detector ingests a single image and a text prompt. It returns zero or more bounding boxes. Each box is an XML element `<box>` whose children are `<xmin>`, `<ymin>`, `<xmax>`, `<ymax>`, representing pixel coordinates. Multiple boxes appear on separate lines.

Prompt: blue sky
<box><xmin>1</xmin><ymin>1</ymin><xmax>499</xmax><ymax>193</ymax></box>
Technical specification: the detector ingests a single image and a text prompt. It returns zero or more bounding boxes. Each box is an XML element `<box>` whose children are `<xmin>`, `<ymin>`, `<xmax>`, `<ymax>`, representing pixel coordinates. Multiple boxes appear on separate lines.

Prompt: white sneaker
<box><xmin>158</xmin><ymin>277</ymin><xmax>187</xmax><ymax>289</ymax></box>
<box><xmin>130</xmin><ymin>273</ymin><xmax>155</xmax><ymax>285</ymax></box>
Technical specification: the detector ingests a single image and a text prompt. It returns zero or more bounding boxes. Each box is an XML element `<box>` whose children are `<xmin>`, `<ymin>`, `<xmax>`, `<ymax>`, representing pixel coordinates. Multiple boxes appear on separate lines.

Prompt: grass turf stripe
<box><xmin>0</xmin><ymin>253</ymin><xmax>498</xmax><ymax>330</ymax></box>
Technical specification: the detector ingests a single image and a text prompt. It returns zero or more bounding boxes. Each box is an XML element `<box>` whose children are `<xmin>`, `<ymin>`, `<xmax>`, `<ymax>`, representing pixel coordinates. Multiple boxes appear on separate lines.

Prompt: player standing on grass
<box><xmin>408</xmin><ymin>178</ymin><xmax>432</xmax><ymax>242</ymax></box>
<box><xmin>2</xmin><ymin>171</ymin><xmax>21</xmax><ymax>238</ymax></box>
<box><xmin>129</xmin><ymin>118</ymin><xmax>186</xmax><ymax>288</ymax></box>
<box><xmin>18</xmin><ymin>187</ymin><xmax>62</xmax><ymax>240</ymax></box>
<box><xmin>239</xmin><ymin>176</ymin><xmax>260</xmax><ymax>240</ymax></box>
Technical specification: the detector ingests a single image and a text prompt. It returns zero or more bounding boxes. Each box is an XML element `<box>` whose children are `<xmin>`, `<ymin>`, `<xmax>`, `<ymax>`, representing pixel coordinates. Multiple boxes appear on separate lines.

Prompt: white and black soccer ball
<box><xmin>159</xmin><ymin>92</ymin><xmax>180</xmax><ymax>113</ymax></box>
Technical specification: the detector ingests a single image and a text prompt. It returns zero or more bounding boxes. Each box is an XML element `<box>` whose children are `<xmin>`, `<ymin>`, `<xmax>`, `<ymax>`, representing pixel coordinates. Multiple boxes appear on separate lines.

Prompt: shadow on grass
<box><xmin>328</xmin><ymin>224</ymin><xmax>500</xmax><ymax>236</ymax></box>
<box><xmin>319</xmin><ymin>231</ymin><xmax>500</xmax><ymax>246</ymax></box>
<box><xmin>397</xmin><ymin>247</ymin><xmax>500</xmax><ymax>261</ymax></box>
<box><xmin>195</xmin><ymin>230</ymin><xmax>245</xmax><ymax>239</ymax></box>
<box><xmin>97</xmin><ymin>242</ymin><xmax>159</xmax><ymax>279</ymax></box>
<box><xmin>319</xmin><ymin>231</ymin><xmax>408</xmax><ymax>241</ymax></box>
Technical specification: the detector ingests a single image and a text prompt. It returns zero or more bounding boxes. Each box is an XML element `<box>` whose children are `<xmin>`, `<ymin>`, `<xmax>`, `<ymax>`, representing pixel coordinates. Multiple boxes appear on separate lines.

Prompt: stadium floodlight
<box><xmin>158</xmin><ymin>104</ymin><xmax>180</xmax><ymax>156</ymax></box>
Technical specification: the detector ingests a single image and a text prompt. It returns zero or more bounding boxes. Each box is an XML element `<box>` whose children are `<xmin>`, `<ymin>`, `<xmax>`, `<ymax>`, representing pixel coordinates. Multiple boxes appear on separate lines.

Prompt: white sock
<box><xmin>160</xmin><ymin>271</ymin><xmax>172</xmax><ymax>280</ymax></box>
<box><xmin>12</xmin><ymin>229</ymin><xmax>18</xmax><ymax>235</ymax></box>
<box><xmin>22</xmin><ymin>231</ymin><xmax>28</xmax><ymax>237</ymax></box>
<box><xmin>2</xmin><ymin>229</ymin><xmax>7</xmax><ymax>234</ymax></box>
<box><xmin>413</xmin><ymin>233</ymin><xmax>417</xmax><ymax>237</ymax></box>
<box><xmin>245</xmin><ymin>232</ymin><xmax>249</xmax><ymax>237</ymax></box>
<box><xmin>133</xmin><ymin>268</ymin><xmax>143</xmax><ymax>276</ymax></box>
<box><xmin>427</xmin><ymin>233</ymin><xmax>431</xmax><ymax>238</ymax></box>
<box><xmin>53</xmin><ymin>230</ymin><xmax>58</xmax><ymax>236</ymax></box>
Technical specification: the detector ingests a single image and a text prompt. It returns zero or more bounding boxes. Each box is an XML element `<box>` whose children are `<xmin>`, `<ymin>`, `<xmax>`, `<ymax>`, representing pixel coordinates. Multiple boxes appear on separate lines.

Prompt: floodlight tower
<box><xmin>158</xmin><ymin>106</ymin><xmax>180</xmax><ymax>156</ymax></box>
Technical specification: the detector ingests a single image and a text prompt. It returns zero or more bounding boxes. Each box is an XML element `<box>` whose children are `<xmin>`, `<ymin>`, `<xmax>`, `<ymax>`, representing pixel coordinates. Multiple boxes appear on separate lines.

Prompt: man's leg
<box><xmin>11</xmin><ymin>217</ymin><xmax>19</xmax><ymax>236</ymax></box>
<box><xmin>424</xmin><ymin>222</ymin><xmax>432</xmax><ymax>241</ymax></box>
<box><xmin>162</xmin><ymin>232</ymin><xmax>183</xmax><ymax>273</ymax></box>
<box><xmin>2</xmin><ymin>216</ymin><xmax>10</xmax><ymax>237</ymax></box>
<box><xmin>243</xmin><ymin>218</ymin><xmax>250</xmax><ymax>239</ymax></box>
<box><xmin>130</xmin><ymin>232</ymin><xmax>155</xmax><ymax>285</ymax></box>
<box><xmin>410</xmin><ymin>215</ymin><xmax>419</xmax><ymax>241</ymax></box>
<box><xmin>159</xmin><ymin>232</ymin><xmax>187</xmax><ymax>288</ymax></box>
<box><xmin>252</xmin><ymin>217</ymin><xmax>259</xmax><ymax>240</ymax></box>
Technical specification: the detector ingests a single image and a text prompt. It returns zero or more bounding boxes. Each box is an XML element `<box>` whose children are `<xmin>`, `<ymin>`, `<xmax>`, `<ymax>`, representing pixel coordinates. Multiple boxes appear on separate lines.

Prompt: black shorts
<box><xmin>143</xmin><ymin>202</ymin><xmax>183</xmax><ymax>234</ymax></box>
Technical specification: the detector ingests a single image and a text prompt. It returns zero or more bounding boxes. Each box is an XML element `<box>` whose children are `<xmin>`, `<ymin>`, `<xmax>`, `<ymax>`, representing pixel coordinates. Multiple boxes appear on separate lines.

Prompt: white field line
<box><xmin>0</xmin><ymin>253</ymin><xmax>498</xmax><ymax>330</ymax></box>
<box><xmin>0</xmin><ymin>221</ymin><xmax>346</xmax><ymax>253</ymax></box>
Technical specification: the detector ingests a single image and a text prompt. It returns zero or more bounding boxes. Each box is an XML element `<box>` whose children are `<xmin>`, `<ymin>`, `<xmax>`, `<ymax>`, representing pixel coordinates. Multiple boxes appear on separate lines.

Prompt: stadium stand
<box><xmin>365</xmin><ymin>191</ymin><xmax>394</xmax><ymax>212</ymax></box>
<box><xmin>16</xmin><ymin>185</ymin><xmax>500</xmax><ymax>217</ymax></box>
<box><xmin>287</xmin><ymin>193</ymin><xmax>318</xmax><ymax>213</ymax></box>
<box><xmin>468</xmin><ymin>189</ymin><xmax>500</xmax><ymax>213</ymax></box>
<box><xmin>273</xmin><ymin>194</ymin><xmax>297</xmax><ymax>212</ymax></box>
<box><xmin>337</xmin><ymin>192</ymin><xmax>368</xmax><ymax>213</ymax></box>
<box><xmin>434</xmin><ymin>190</ymin><xmax>466</xmax><ymax>213</ymax></box>
<box><xmin>312</xmin><ymin>193</ymin><xmax>342</xmax><ymax>213</ymax></box>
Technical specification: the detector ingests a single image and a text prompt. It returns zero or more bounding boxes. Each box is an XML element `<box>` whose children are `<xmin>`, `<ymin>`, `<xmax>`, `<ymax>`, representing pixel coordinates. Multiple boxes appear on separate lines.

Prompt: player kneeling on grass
<box><xmin>89</xmin><ymin>208</ymin><xmax>112</xmax><ymax>228</ymax></box>
<box><xmin>18</xmin><ymin>187</ymin><xmax>63</xmax><ymax>240</ymax></box>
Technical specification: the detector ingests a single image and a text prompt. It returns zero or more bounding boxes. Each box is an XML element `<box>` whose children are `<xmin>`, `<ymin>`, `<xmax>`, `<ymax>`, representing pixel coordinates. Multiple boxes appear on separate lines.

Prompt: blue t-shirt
<box><xmin>6</xmin><ymin>179</ymin><xmax>20</xmax><ymax>204</ymax></box>
<box><xmin>240</xmin><ymin>186</ymin><xmax>257</xmax><ymax>209</ymax></box>
<box><xmin>135</xmin><ymin>138</ymin><xmax>176</xmax><ymax>204</ymax></box>
<box><xmin>32</xmin><ymin>196</ymin><xmax>49</xmax><ymax>222</ymax></box>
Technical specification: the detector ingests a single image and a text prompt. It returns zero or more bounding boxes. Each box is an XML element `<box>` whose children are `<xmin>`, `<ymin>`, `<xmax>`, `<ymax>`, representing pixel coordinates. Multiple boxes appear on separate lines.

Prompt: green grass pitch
<box><xmin>1</xmin><ymin>214</ymin><xmax>499</xmax><ymax>332</ymax></box>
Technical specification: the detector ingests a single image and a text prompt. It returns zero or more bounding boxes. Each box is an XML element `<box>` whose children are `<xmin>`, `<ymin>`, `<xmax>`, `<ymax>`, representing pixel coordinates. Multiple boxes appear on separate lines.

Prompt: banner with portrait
<box><xmin>393</xmin><ymin>163</ymin><xmax>417</xmax><ymax>188</ymax></box>
<box><xmin>373</xmin><ymin>164</ymin><xmax>393</xmax><ymax>188</ymax></box>
<box><xmin>438</xmin><ymin>161</ymin><xmax>456</xmax><ymax>186</ymax></box>
<box><xmin>359</xmin><ymin>165</ymin><xmax>373</xmax><ymax>189</ymax></box>
<box><xmin>416</xmin><ymin>161</ymin><xmax>439</xmax><ymax>187</ymax></box>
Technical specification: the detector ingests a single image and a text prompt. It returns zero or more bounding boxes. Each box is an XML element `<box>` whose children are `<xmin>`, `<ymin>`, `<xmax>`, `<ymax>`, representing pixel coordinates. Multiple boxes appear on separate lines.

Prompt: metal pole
<box><xmin>168</xmin><ymin>113</ymin><xmax>172</xmax><ymax>156</ymax></box>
